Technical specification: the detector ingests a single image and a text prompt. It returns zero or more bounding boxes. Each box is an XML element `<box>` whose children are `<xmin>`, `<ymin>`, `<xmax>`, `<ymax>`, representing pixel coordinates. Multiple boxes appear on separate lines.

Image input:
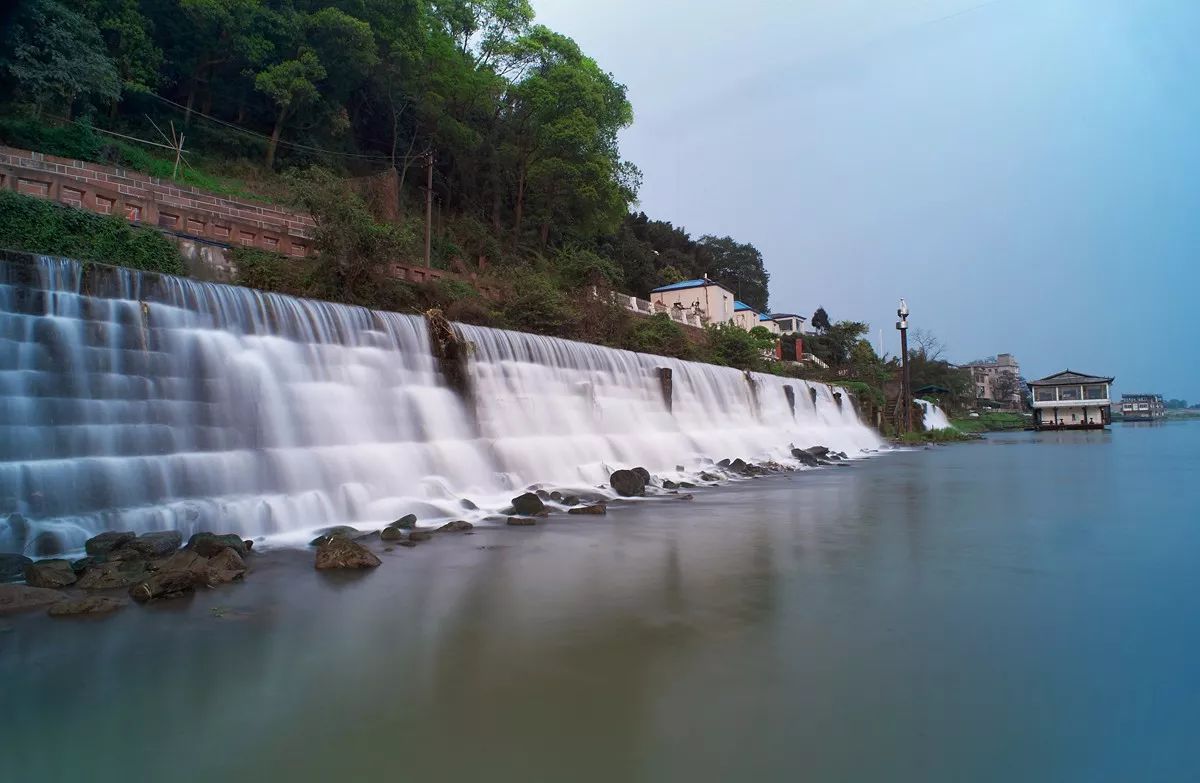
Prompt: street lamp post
<box><xmin>896</xmin><ymin>299</ymin><xmax>911</xmax><ymax>433</ymax></box>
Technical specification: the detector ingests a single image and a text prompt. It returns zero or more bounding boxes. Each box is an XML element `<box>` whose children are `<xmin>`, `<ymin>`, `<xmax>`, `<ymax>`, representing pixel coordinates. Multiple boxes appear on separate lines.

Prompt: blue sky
<box><xmin>534</xmin><ymin>0</ymin><xmax>1200</xmax><ymax>399</ymax></box>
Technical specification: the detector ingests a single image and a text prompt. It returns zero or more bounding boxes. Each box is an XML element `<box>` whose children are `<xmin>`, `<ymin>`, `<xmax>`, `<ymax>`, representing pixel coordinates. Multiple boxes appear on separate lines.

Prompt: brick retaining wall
<box><xmin>0</xmin><ymin>145</ymin><xmax>315</xmax><ymax>258</ymax></box>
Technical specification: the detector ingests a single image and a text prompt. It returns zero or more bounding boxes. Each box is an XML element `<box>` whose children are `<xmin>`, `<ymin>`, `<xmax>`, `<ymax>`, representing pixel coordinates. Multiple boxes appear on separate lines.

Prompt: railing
<box><xmin>598</xmin><ymin>289</ymin><xmax>705</xmax><ymax>328</ymax></box>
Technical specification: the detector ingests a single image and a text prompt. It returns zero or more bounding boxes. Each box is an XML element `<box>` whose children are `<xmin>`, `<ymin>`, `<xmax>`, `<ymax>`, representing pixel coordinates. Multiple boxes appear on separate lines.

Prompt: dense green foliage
<box><xmin>0</xmin><ymin>0</ymin><xmax>771</xmax><ymax>306</ymax></box>
<box><xmin>0</xmin><ymin>190</ymin><xmax>183</xmax><ymax>274</ymax></box>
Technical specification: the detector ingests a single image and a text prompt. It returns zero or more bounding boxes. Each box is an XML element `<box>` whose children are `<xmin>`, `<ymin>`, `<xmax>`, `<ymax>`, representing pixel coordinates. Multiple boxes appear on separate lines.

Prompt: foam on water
<box><xmin>0</xmin><ymin>255</ymin><xmax>881</xmax><ymax>552</ymax></box>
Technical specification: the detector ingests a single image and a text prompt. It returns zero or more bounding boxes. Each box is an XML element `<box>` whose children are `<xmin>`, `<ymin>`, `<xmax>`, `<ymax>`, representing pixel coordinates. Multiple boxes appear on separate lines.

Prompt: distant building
<box><xmin>732</xmin><ymin>300</ymin><xmax>761</xmax><ymax>331</ymax></box>
<box><xmin>651</xmin><ymin>277</ymin><xmax>736</xmax><ymax>325</ymax></box>
<box><xmin>757</xmin><ymin>313</ymin><xmax>781</xmax><ymax>334</ymax></box>
<box><xmin>765</xmin><ymin>312</ymin><xmax>807</xmax><ymax>334</ymax></box>
<box><xmin>1029</xmin><ymin>370</ymin><xmax>1114</xmax><ymax>430</ymax></box>
<box><xmin>964</xmin><ymin>353</ymin><xmax>1022</xmax><ymax>407</ymax></box>
<box><xmin>1120</xmin><ymin>393</ymin><xmax>1165</xmax><ymax>422</ymax></box>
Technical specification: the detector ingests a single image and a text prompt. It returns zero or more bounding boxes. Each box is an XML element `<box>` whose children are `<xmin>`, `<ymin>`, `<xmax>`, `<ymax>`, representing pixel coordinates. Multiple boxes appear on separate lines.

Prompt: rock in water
<box><xmin>568</xmin><ymin>504</ymin><xmax>607</xmax><ymax>516</ymax></box>
<box><xmin>84</xmin><ymin>531</ymin><xmax>135</xmax><ymax>557</ymax></box>
<box><xmin>128</xmin><ymin>531</ymin><xmax>183</xmax><ymax>557</ymax></box>
<box><xmin>511</xmin><ymin>492</ymin><xmax>546</xmax><ymax>515</ymax></box>
<box><xmin>632</xmin><ymin>467</ymin><xmax>651</xmax><ymax>484</ymax></box>
<box><xmin>392</xmin><ymin>514</ymin><xmax>418</xmax><ymax>530</ymax></box>
<box><xmin>560</xmin><ymin>495</ymin><xmax>580</xmax><ymax>507</ymax></box>
<box><xmin>805</xmin><ymin>446</ymin><xmax>831</xmax><ymax>459</ymax></box>
<box><xmin>31</xmin><ymin>531</ymin><xmax>63</xmax><ymax>557</ymax></box>
<box><xmin>158</xmin><ymin>550</ymin><xmax>211</xmax><ymax>583</ymax></box>
<box><xmin>206</xmin><ymin>548</ymin><xmax>247</xmax><ymax>586</ymax></box>
<box><xmin>460</xmin><ymin>498</ymin><xmax>479</xmax><ymax>510</ymax></box>
<box><xmin>661</xmin><ymin>479</ymin><xmax>678</xmax><ymax>490</ymax></box>
<box><xmin>76</xmin><ymin>560</ymin><xmax>149</xmax><ymax>590</ymax></box>
<box><xmin>0</xmin><ymin>584</ymin><xmax>66</xmax><ymax>615</ymax></box>
<box><xmin>790</xmin><ymin>448</ymin><xmax>822</xmax><ymax>467</ymax></box>
<box><xmin>307</xmin><ymin>526</ymin><xmax>364</xmax><ymax>547</ymax></box>
<box><xmin>187</xmin><ymin>532</ymin><xmax>248</xmax><ymax>557</ymax></box>
<box><xmin>507</xmin><ymin>517</ymin><xmax>537</xmax><ymax>526</ymax></box>
<box><xmin>609</xmin><ymin>469</ymin><xmax>645</xmax><ymax>497</ymax></box>
<box><xmin>48</xmin><ymin>595</ymin><xmax>124</xmax><ymax>618</ymax></box>
<box><xmin>437</xmin><ymin>520</ymin><xmax>474</xmax><ymax>533</ymax></box>
<box><xmin>380</xmin><ymin>527</ymin><xmax>406</xmax><ymax>541</ymax></box>
<box><xmin>314</xmin><ymin>537</ymin><xmax>382</xmax><ymax>570</ymax></box>
<box><xmin>407</xmin><ymin>531</ymin><xmax>433</xmax><ymax>543</ymax></box>
<box><xmin>23</xmin><ymin>559</ymin><xmax>77</xmax><ymax>588</ymax></box>
<box><xmin>0</xmin><ymin>553</ymin><xmax>33</xmax><ymax>583</ymax></box>
<box><xmin>130</xmin><ymin>571</ymin><xmax>196</xmax><ymax>603</ymax></box>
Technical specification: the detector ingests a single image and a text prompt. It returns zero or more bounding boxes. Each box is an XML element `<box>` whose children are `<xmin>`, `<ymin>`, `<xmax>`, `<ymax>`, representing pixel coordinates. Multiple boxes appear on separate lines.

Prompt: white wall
<box><xmin>652</xmin><ymin>283</ymin><xmax>736</xmax><ymax>325</ymax></box>
<box><xmin>733</xmin><ymin>310</ymin><xmax>759</xmax><ymax>330</ymax></box>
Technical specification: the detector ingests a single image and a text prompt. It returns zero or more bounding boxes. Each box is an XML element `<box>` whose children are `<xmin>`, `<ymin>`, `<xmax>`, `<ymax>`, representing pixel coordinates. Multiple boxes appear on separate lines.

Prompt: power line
<box><xmin>142</xmin><ymin>91</ymin><xmax>417</xmax><ymax>164</ymax></box>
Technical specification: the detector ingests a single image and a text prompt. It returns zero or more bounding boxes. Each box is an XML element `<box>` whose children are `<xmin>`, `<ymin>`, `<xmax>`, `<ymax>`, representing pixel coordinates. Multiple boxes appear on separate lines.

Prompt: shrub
<box><xmin>0</xmin><ymin>190</ymin><xmax>183</xmax><ymax>274</ymax></box>
<box><xmin>623</xmin><ymin>313</ymin><xmax>692</xmax><ymax>359</ymax></box>
<box><xmin>499</xmin><ymin>270</ymin><xmax>576</xmax><ymax>336</ymax></box>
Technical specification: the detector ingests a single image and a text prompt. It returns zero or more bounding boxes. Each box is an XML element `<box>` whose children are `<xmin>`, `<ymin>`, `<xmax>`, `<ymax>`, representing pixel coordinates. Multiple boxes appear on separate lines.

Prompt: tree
<box><xmin>704</xmin><ymin>323</ymin><xmax>774</xmax><ymax>370</ymax></box>
<box><xmin>256</xmin><ymin>49</ymin><xmax>326</xmax><ymax>168</ymax></box>
<box><xmin>698</xmin><ymin>235</ymin><xmax>769</xmax><ymax>312</ymax></box>
<box><xmin>909</xmin><ymin>328</ymin><xmax>945</xmax><ymax>361</ymax></box>
<box><xmin>811</xmin><ymin>306</ymin><xmax>831</xmax><ymax>332</ymax></box>
<box><xmin>805</xmin><ymin>320</ymin><xmax>868</xmax><ymax>367</ymax></box>
<box><xmin>1</xmin><ymin>0</ymin><xmax>120</xmax><ymax>117</ymax></box>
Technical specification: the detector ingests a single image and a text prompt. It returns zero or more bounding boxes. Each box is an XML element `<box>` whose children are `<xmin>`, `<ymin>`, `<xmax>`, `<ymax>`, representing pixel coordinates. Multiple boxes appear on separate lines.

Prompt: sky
<box><xmin>532</xmin><ymin>0</ymin><xmax>1200</xmax><ymax>400</ymax></box>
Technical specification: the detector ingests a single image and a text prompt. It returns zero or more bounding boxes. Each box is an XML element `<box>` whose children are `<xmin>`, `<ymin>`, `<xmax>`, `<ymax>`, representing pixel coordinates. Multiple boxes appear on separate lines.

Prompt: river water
<box><xmin>3</xmin><ymin>422</ymin><xmax>1198</xmax><ymax>782</ymax></box>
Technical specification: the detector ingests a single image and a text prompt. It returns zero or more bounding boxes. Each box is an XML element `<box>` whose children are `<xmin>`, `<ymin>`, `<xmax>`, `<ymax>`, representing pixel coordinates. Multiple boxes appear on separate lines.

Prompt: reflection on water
<box><xmin>4</xmin><ymin>424</ymin><xmax>1200</xmax><ymax>781</ymax></box>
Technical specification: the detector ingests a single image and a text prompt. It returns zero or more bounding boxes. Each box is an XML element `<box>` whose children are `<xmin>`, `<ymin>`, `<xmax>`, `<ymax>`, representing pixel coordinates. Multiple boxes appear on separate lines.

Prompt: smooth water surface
<box><xmin>3</xmin><ymin>422</ymin><xmax>1199</xmax><ymax>781</ymax></box>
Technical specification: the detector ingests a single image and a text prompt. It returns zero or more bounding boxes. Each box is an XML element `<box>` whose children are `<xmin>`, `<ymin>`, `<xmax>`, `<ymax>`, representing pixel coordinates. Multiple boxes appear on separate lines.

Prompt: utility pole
<box><xmin>896</xmin><ymin>298</ymin><xmax>911</xmax><ymax>432</ymax></box>
<box><xmin>424</xmin><ymin>151</ymin><xmax>434</xmax><ymax>268</ymax></box>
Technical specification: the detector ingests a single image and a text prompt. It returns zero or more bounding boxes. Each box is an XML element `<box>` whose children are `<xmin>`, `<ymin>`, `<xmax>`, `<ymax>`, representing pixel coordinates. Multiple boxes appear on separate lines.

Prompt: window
<box><xmin>1085</xmin><ymin>385</ymin><xmax>1107</xmax><ymax>400</ymax></box>
<box><xmin>1035</xmin><ymin>387</ymin><xmax>1056</xmax><ymax>402</ymax></box>
<box><xmin>1059</xmin><ymin>386</ymin><xmax>1081</xmax><ymax>401</ymax></box>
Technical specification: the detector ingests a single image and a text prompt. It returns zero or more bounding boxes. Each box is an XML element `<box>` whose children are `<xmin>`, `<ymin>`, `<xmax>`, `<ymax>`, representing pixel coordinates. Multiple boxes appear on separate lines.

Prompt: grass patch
<box><xmin>950</xmin><ymin>411</ymin><xmax>1027</xmax><ymax>433</ymax></box>
<box><xmin>0</xmin><ymin>117</ymin><xmax>281</xmax><ymax>204</ymax></box>
<box><xmin>897</xmin><ymin>428</ymin><xmax>978</xmax><ymax>444</ymax></box>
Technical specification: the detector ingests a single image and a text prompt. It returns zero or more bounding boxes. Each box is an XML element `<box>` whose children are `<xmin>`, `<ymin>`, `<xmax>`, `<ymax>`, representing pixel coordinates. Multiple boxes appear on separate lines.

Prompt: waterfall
<box><xmin>0</xmin><ymin>254</ymin><xmax>880</xmax><ymax>553</ymax></box>
<box><xmin>916</xmin><ymin>399</ymin><xmax>954</xmax><ymax>431</ymax></box>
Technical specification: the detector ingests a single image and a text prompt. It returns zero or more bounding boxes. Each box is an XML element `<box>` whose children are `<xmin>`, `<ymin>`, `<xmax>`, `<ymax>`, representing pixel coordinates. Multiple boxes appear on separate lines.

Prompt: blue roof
<box><xmin>651</xmin><ymin>278</ymin><xmax>709</xmax><ymax>293</ymax></box>
<box><xmin>734</xmin><ymin>300</ymin><xmax>754</xmax><ymax>312</ymax></box>
<box><xmin>758</xmin><ymin>313</ymin><xmax>774</xmax><ymax>321</ymax></box>
<box><xmin>768</xmin><ymin>313</ymin><xmax>805</xmax><ymax>320</ymax></box>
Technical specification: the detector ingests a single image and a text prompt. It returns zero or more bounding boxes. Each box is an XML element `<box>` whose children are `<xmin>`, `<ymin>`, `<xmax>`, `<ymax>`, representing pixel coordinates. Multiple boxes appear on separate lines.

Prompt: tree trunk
<box><xmin>266</xmin><ymin>107</ymin><xmax>287</xmax><ymax>169</ymax></box>
<box><xmin>539</xmin><ymin>221</ymin><xmax>550</xmax><ymax>249</ymax></box>
<box><xmin>184</xmin><ymin>77</ymin><xmax>197</xmax><ymax>128</ymax></box>
<box><xmin>512</xmin><ymin>161</ymin><xmax>527</xmax><ymax>241</ymax></box>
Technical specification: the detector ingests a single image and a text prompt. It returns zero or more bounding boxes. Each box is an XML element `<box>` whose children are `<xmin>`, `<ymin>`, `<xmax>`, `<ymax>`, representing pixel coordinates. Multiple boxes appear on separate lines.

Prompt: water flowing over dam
<box><xmin>916</xmin><ymin>399</ymin><xmax>953</xmax><ymax>431</ymax></box>
<box><xmin>0</xmin><ymin>253</ymin><xmax>880</xmax><ymax>554</ymax></box>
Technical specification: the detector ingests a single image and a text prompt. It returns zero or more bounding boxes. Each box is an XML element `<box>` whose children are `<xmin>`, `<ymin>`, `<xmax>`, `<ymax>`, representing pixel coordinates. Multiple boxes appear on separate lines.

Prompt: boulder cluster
<box><xmin>1</xmin><ymin>529</ymin><xmax>251</xmax><ymax>618</ymax></box>
<box><xmin>601</xmin><ymin>445</ymin><xmax>849</xmax><ymax>500</ymax></box>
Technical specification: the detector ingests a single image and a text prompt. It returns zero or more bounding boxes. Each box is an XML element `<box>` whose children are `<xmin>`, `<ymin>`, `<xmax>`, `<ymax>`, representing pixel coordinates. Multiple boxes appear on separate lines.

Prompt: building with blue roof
<box><xmin>649</xmin><ymin>275</ymin><xmax>737</xmax><ymax>325</ymax></box>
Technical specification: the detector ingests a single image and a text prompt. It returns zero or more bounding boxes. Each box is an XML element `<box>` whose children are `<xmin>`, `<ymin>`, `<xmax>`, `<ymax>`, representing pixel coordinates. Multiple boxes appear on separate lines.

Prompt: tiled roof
<box><xmin>1028</xmin><ymin>369</ymin><xmax>1115</xmax><ymax>386</ymax></box>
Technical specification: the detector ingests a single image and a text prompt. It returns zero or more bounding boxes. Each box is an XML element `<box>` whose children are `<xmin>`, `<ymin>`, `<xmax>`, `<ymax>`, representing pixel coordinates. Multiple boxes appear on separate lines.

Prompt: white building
<box><xmin>766</xmin><ymin>312</ymin><xmax>807</xmax><ymax>334</ymax></box>
<box><xmin>732</xmin><ymin>300</ymin><xmax>761</xmax><ymax>331</ymax></box>
<box><xmin>1029</xmin><ymin>370</ymin><xmax>1114</xmax><ymax>430</ymax></box>
<box><xmin>650</xmin><ymin>277</ymin><xmax>736</xmax><ymax>325</ymax></box>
